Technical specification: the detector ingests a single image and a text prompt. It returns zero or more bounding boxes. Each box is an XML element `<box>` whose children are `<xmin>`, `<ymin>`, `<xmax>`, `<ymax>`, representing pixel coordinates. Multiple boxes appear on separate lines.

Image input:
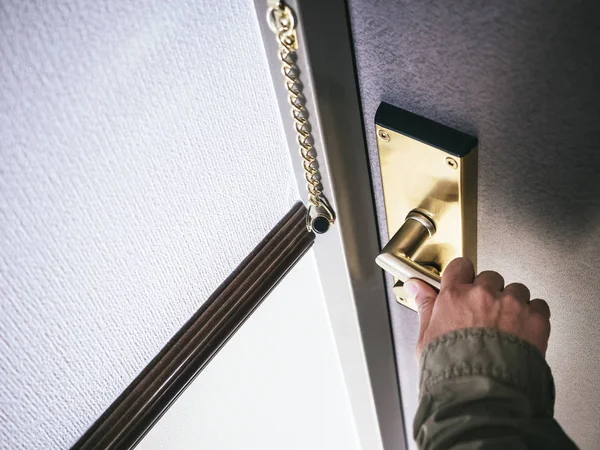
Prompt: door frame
<box><xmin>254</xmin><ymin>2</ymin><xmax>406</xmax><ymax>449</ymax></box>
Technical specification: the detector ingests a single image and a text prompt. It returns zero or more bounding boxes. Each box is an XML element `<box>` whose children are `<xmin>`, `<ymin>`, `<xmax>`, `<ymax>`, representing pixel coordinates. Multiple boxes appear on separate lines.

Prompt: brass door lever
<box><xmin>374</xmin><ymin>102</ymin><xmax>478</xmax><ymax>310</ymax></box>
<box><xmin>376</xmin><ymin>210</ymin><xmax>441</xmax><ymax>290</ymax></box>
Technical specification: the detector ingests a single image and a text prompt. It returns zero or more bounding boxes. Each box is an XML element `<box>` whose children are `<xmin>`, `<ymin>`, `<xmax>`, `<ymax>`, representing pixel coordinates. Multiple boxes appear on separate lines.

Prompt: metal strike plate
<box><xmin>375</xmin><ymin>102</ymin><xmax>478</xmax><ymax>310</ymax></box>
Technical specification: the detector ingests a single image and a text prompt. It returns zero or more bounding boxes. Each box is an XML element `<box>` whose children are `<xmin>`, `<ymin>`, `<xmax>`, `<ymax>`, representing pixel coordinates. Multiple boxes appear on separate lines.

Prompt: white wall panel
<box><xmin>138</xmin><ymin>251</ymin><xmax>361</xmax><ymax>450</ymax></box>
<box><xmin>0</xmin><ymin>1</ymin><xmax>297</xmax><ymax>448</ymax></box>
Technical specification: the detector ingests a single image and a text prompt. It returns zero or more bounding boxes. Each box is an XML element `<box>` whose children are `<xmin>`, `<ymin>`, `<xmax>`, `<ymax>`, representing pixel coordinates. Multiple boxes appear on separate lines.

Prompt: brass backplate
<box><xmin>375</xmin><ymin>103</ymin><xmax>477</xmax><ymax>310</ymax></box>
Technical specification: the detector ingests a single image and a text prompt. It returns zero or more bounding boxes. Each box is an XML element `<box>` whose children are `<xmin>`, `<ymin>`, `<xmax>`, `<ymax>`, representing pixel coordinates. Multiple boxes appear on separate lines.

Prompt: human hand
<box><xmin>404</xmin><ymin>258</ymin><xmax>551</xmax><ymax>358</ymax></box>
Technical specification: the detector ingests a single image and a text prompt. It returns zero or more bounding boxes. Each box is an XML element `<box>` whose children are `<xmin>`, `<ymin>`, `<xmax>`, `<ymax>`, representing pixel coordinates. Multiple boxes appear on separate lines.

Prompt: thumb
<box><xmin>403</xmin><ymin>278</ymin><xmax>438</xmax><ymax>331</ymax></box>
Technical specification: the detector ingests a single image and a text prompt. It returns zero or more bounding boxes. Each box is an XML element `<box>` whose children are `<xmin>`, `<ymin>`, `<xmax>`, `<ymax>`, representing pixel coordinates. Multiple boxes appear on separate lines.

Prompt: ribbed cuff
<box><xmin>419</xmin><ymin>328</ymin><xmax>555</xmax><ymax>416</ymax></box>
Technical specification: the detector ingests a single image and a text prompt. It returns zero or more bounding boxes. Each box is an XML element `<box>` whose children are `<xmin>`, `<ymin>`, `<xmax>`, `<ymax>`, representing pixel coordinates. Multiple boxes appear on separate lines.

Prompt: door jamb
<box><xmin>254</xmin><ymin>2</ymin><xmax>407</xmax><ymax>449</ymax></box>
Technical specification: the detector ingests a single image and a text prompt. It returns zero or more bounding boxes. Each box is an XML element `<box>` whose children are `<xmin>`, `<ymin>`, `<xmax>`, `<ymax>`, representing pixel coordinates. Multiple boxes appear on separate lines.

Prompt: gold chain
<box><xmin>267</xmin><ymin>2</ymin><xmax>335</xmax><ymax>234</ymax></box>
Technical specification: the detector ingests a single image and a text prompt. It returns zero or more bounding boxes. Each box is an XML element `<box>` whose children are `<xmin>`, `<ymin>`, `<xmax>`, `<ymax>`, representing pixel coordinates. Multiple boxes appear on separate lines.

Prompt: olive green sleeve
<box><xmin>413</xmin><ymin>328</ymin><xmax>578</xmax><ymax>450</ymax></box>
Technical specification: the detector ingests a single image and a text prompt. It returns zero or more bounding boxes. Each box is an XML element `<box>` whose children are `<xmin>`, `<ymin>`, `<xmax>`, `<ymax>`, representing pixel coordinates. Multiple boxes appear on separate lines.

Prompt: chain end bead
<box><xmin>306</xmin><ymin>196</ymin><xmax>336</xmax><ymax>234</ymax></box>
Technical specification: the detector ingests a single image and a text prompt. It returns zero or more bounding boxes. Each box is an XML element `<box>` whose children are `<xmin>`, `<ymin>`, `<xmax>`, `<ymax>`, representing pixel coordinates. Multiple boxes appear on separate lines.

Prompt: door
<box><xmin>347</xmin><ymin>1</ymin><xmax>600</xmax><ymax>449</ymax></box>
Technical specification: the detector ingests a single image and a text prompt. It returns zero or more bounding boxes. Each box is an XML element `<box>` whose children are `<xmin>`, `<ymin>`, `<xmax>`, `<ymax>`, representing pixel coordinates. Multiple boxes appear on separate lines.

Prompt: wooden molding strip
<box><xmin>73</xmin><ymin>203</ymin><xmax>314</xmax><ymax>449</ymax></box>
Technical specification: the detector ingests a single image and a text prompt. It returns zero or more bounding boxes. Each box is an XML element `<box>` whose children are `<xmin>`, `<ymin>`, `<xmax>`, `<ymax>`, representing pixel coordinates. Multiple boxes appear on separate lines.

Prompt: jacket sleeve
<box><xmin>413</xmin><ymin>328</ymin><xmax>578</xmax><ymax>450</ymax></box>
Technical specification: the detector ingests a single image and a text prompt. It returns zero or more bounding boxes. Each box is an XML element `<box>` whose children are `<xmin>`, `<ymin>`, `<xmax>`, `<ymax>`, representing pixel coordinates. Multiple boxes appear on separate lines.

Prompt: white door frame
<box><xmin>254</xmin><ymin>2</ymin><xmax>407</xmax><ymax>449</ymax></box>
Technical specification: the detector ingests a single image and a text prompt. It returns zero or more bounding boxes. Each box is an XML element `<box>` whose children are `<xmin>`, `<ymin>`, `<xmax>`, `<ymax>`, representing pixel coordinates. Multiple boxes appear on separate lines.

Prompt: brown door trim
<box><xmin>73</xmin><ymin>202</ymin><xmax>314</xmax><ymax>449</ymax></box>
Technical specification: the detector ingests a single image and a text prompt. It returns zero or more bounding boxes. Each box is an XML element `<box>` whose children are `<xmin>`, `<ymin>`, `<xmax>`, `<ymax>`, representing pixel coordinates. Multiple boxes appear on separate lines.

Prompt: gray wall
<box><xmin>0</xmin><ymin>1</ymin><xmax>297</xmax><ymax>448</ymax></box>
<box><xmin>348</xmin><ymin>1</ymin><xmax>600</xmax><ymax>448</ymax></box>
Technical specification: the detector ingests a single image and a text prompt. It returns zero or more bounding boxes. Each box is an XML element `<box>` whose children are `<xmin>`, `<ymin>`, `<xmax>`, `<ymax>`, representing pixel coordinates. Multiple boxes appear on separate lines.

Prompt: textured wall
<box><xmin>348</xmin><ymin>1</ymin><xmax>600</xmax><ymax>449</ymax></box>
<box><xmin>0</xmin><ymin>1</ymin><xmax>297</xmax><ymax>448</ymax></box>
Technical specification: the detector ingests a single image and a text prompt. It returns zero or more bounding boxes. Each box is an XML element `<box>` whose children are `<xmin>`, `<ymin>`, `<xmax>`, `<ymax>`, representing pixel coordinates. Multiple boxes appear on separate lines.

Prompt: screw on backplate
<box><xmin>377</xmin><ymin>129</ymin><xmax>390</xmax><ymax>141</ymax></box>
<box><xmin>445</xmin><ymin>157</ymin><xmax>458</xmax><ymax>169</ymax></box>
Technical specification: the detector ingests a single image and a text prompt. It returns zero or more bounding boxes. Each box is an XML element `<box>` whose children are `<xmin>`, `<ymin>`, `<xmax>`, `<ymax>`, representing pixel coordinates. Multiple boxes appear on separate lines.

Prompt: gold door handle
<box><xmin>373</xmin><ymin>102</ymin><xmax>477</xmax><ymax>310</ymax></box>
<box><xmin>376</xmin><ymin>210</ymin><xmax>441</xmax><ymax>290</ymax></box>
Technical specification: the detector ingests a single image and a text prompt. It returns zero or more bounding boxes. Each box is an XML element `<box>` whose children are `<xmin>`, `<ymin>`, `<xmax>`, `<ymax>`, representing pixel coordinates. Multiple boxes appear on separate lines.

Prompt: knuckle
<box><xmin>478</xmin><ymin>270</ymin><xmax>504</xmax><ymax>283</ymax></box>
<box><xmin>533</xmin><ymin>309</ymin><xmax>551</xmax><ymax>323</ymax></box>
<box><xmin>530</xmin><ymin>313</ymin><xmax>551</xmax><ymax>333</ymax></box>
<box><xmin>529</xmin><ymin>299</ymin><xmax>551</xmax><ymax>319</ymax></box>
<box><xmin>502</xmin><ymin>294</ymin><xmax>524</xmax><ymax>310</ymax></box>
<box><xmin>440</xmin><ymin>286</ymin><xmax>460</xmax><ymax>300</ymax></box>
<box><xmin>470</xmin><ymin>284</ymin><xmax>494</xmax><ymax>301</ymax></box>
<box><xmin>506</xmin><ymin>282</ymin><xmax>530</xmax><ymax>298</ymax></box>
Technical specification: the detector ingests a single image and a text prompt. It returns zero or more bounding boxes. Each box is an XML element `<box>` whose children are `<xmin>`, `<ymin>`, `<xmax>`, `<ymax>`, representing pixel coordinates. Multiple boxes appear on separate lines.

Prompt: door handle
<box><xmin>376</xmin><ymin>210</ymin><xmax>441</xmax><ymax>290</ymax></box>
<box><xmin>373</xmin><ymin>102</ymin><xmax>478</xmax><ymax>310</ymax></box>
